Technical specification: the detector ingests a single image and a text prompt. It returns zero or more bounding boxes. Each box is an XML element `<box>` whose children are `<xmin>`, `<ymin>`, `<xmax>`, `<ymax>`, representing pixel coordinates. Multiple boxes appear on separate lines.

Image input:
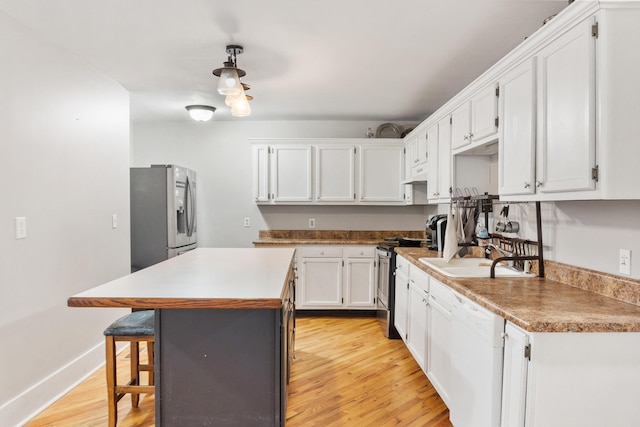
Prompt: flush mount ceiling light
<box><xmin>212</xmin><ymin>44</ymin><xmax>252</xmax><ymax>117</ymax></box>
<box><xmin>185</xmin><ymin>105</ymin><xmax>216</xmax><ymax>122</ymax></box>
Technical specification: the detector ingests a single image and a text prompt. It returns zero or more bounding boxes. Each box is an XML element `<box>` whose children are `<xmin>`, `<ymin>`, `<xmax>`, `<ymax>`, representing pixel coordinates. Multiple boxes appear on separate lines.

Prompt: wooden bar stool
<box><xmin>103</xmin><ymin>310</ymin><xmax>155</xmax><ymax>427</ymax></box>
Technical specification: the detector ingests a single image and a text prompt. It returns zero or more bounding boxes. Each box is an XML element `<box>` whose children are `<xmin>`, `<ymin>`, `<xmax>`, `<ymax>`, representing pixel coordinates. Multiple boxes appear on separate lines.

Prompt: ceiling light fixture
<box><xmin>185</xmin><ymin>105</ymin><xmax>216</xmax><ymax>122</ymax></box>
<box><xmin>213</xmin><ymin>44</ymin><xmax>252</xmax><ymax>117</ymax></box>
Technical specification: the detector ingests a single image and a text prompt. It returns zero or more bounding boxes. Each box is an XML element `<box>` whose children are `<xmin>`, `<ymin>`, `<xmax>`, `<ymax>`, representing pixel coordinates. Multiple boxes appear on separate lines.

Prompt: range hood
<box><xmin>402</xmin><ymin>169</ymin><xmax>428</xmax><ymax>184</ymax></box>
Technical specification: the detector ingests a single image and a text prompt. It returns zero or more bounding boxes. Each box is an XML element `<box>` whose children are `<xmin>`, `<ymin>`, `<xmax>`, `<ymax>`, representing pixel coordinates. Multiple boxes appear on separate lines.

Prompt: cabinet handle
<box><xmin>523</xmin><ymin>182</ymin><xmax>530</xmax><ymax>189</ymax></box>
<box><xmin>463</xmin><ymin>135</ymin><xmax>469</xmax><ymax>140</ymax></box>
<box><xmin>469</xmin><ymin>133</ymin><xmax>474</xmax><ymax>138</ymax></box>
<box><xmin>536</xmin><ymin>180</ymin><xmax>543</xmax><ymax>188</ymax></box>
<box><xmin>320</xmin><ymin>251</ymin><xmax>324</xmax><ymax>255</ymax></box>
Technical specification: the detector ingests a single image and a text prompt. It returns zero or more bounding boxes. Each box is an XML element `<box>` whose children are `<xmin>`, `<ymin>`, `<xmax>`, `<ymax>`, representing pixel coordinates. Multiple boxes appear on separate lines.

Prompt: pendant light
<box><xmin>212</xmin><ymin>44</ymin><xmax>252</xmax><ymax>117</ymax></box>
<box><xmin>212</xmin><ymin>45</ymin><xmax>246</xmax><ymax>96</ymax></box>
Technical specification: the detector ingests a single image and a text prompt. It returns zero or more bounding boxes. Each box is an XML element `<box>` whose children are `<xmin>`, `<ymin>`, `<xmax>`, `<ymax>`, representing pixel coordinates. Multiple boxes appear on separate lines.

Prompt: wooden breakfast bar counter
<box><xmin>68</xmin><ymin>248</ymin><xmax>296</xmax><ymax>427</ymax></box>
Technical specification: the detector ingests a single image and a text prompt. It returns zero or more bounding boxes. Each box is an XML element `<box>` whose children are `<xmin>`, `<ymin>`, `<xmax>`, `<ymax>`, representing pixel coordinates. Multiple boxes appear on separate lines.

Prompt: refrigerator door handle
<box><xmin>185</xmin><ymin>175</ymin><xmax>196</xmax><ymax>237</ymax></box>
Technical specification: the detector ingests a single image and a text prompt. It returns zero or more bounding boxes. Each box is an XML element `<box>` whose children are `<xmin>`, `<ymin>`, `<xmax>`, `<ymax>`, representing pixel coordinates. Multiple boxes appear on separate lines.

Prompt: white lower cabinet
<box><xmin>426</xmin><ymin>278</ymin><xmax>452</xmax><ymax>407</ymax></box>
<box><xmin>397</xmin><ymin>257</ymin><xmax>640</xmax><ymax>427</ymax></box>
<box><xmin>406</xmin><ymin>268</ymin><xmax>429</xmax><ymax>371</ymax></box>
<box><xmin>394</xmin><ymin>256</ymin><xmax>410</xmax><ymax>340</ymax></box>
<box><xmin>501</xmin><ymin>322</ymin><xmax>530</xmax><ymax>427</ymax></box>
<box><xmin>296</xmin><ymin>246</ymin><xmax>376</xmax><ymax>310</ymax></box>
<box><xmin>501</xmin><ymin>321</ymin><xmax>640</xmax><ymax>427</ymax></box>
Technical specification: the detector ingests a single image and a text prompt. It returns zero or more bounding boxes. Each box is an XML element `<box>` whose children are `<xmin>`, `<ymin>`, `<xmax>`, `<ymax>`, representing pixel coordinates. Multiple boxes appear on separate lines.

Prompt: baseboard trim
<box><xmin>0</xmin><ymin>341</ymin><xmax>107</xmax><ymax>427</ymax></box>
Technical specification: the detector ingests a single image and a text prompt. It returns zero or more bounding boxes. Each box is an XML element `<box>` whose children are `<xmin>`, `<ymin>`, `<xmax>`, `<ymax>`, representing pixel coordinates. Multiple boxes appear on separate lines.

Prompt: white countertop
<box><xmin>68</xmin><ymin>248</ymin><xmax>296</xmax><ymax>309</ymax></box>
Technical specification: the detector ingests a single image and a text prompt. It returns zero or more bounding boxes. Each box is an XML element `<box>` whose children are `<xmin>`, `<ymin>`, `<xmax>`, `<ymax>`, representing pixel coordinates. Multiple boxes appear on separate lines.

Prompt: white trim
<box><xmin>0</xmin><ymin>340</ymin><xmax>125</xmax><ymax>427</ymax></box>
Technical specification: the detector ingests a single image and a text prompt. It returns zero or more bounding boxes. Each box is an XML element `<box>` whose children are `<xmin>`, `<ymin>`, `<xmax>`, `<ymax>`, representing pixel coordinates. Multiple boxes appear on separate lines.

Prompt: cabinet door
<box><xmin>271</xmin><ymin>145</ymin><xmax>312</xmax><ymax>202</ymax></box>
<box><xmin>426</xmin><ymin>123</ymin><xmax>439</xmax><ymax>199</ymax></box>
<box><xmin>344</xmin><ymin>258</ymin><xmax>375</xmax><ymax>308</ymax></box>
<box><xmin>437</xmin><ymin>115</ymin><xmax>452</xmax><ymax>201</ymax></box>
<box><xmin>298</xmin><ymin>257</ymin><xmax>342</xmax><ymax>308</ymax></box>
<box><xmin>499</xmin><ymin>58</ymin><xmax>537</xmax><ymax>196</ymax></box>
<box><xmin>451</xmin><ymin>101</ymin><xmax>471</xmax><ymax>150</ymax></box>
<box><xmin>501</xmin><ymin>322</ymin><xmax>530</xmax><ymax>427</ymax></box>
<box><xmin>408</xmin><ymin>135</ymin><xmax>420</xmax><ymax>167</ymax></box>
<box><xmin>252</xmin><ymin>145</ymin><xmax>270</xmax><ymax>203</ymax></box>
<box><xmin>471</xmin><ymin>83</ymin><xmax>499</xmax><ymax>143</ymax></box>
<box><xmin>315</xmin><ymin>145</ymin><xmax>355</xmax><ymax>202</ymax></box>
<box><xmin>536</xmin><ymin>18</ymin><xmax>596</xmax><ymax>194</ymax></box>
<box><xmin>427</xmin><ymin>292</ymin><xmax>451</xmax><ymax>407</ymax></box>
<box><xmin>417</xmin><ymin>129</ymin><xmax>428</xmax><ymax>165</ymax></box>
<box><xmin>394</xmin><ymin>269</ymin><xmax>409</xmax><ymax>341</ymax></box>
<box><xmin>359</xmin><ymin>144</ymin><xmax>404</xmax><ymax>202</ymax></box>
<box><xmin>407</xmin><ymin>281</ymin><xmax>429</xmax><ymax>372</ymax></box>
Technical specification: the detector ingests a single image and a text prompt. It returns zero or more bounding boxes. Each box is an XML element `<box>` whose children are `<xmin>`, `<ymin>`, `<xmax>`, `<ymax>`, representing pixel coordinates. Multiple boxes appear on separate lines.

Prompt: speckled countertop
<box><xmin>396</xmin><ymin>248</ymin><xmax>640</xmax><ymax>333</ymax></box>
<box><xmin>253</xmin><ymin>229</ymin><xmax>427</xmax><ymax>247</ymax></box>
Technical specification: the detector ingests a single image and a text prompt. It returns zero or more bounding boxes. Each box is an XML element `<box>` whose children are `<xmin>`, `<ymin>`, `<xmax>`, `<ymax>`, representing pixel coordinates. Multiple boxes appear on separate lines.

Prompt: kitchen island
<box><xmin>68</xmin><ymin>248</ymin><xmax>296</xmax><ymax>427</ymax></box>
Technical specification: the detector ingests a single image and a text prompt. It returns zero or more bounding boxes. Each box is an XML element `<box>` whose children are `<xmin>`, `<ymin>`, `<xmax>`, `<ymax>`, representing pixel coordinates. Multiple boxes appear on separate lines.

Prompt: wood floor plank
<box><xmin>25</xmin><ymin>315</ymin><xmax>451</xmax><ymax>426</ymax></box>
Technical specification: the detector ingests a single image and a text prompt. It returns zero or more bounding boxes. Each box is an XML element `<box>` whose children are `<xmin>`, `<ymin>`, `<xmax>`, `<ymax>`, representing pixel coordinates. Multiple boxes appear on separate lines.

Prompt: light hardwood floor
<box><xmin>25</xmin><ymin>315</ymin><xmax>451</xmax><ymax>426</ymax></box>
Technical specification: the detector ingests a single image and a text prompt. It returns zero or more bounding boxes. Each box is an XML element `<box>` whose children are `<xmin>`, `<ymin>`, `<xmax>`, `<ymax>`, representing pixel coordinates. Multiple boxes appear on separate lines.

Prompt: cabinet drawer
<box><xmin>344</xmin><ymin>246</ymin><xmax>375</xmax><ymax>258</ymax></box>
<box><xmin>430</xmin><ymin>278</ymin><xmax>453</xmax><ymax>311</ymax></box>
<box><xmin>396</xmin><ymin>255</ymin><xmax>411</xmax><ymax>275</ymax></box>
<box><xmin>297</xmin><ymin>246</ymin><xmax>343</xmax><ymax>258</ymax></box>
<box><xmin>411</xmin><ymin>267</ymin><xmax>430</xmax><ymax>293</ymax></box>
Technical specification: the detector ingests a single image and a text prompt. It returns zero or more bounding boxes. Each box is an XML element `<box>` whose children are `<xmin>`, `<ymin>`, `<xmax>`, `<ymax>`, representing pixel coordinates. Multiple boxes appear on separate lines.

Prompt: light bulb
<box><xmin>231</xmin><ymin>94</ymin><xmax>251</xmax><ymax>117</ymax></box>
<box><xmin>217</xmin><ymin>68</ymin><xmax>242</xmax><ymax>96</ymax></box>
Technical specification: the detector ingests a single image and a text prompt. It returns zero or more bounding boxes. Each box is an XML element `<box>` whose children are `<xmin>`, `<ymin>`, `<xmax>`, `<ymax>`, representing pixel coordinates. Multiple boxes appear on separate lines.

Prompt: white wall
<box><xmin>500</xmin><ymin>200</ymin><xmax>640</xmax><ymax>280</ymax></box>
<box><xmin>132</xmin><ymin>120</ymin><xmax>433</xmax><ymax>248</ymax></box>
<box><xmin>0</xmin><ymin>11</ymin><xmax>130</xmax><ymax>426</ymax></box>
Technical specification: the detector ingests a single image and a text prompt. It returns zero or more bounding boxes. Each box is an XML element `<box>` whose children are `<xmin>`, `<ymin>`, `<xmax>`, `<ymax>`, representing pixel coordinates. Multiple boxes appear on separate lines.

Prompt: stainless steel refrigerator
<box><xmin>130</xmin><ymin>165</ymin><xmax>197</xmax><ymax>272</ymax></box>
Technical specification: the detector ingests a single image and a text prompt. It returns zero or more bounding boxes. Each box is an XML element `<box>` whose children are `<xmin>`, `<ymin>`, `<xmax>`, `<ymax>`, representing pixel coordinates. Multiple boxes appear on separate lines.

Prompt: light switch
<box><xmin>619</xmin><ymin>249</ymin><xmax>631</xmax><ymax>275</ymax></box>
<box><xmin>112</xmin><ymin>214</ymin><xmax>118</xmax><ymax>229</ymax></box>
<box><xmin>15</xmin><ymin>217</ymin><xmax>27</xmax><ymax>239</ymax></box>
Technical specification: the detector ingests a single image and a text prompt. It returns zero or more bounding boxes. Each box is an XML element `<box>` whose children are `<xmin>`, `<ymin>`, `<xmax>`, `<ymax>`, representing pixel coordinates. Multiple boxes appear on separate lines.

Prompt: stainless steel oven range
<box><xmin>376</xmin><ymin>237</ymin><xmax>423</xmax><ymax>339</ymax></box>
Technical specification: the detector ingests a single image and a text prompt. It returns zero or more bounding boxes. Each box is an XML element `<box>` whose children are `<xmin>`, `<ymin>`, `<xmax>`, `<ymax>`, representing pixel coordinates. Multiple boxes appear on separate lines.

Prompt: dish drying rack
<box><xmin>451</xmin><ymin>188</ymin><xmax>545</xmax><ymax>278</ymax></box>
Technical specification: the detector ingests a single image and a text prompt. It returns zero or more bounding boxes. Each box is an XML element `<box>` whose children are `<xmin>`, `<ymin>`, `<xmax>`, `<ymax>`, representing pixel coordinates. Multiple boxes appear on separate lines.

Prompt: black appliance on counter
<box><xmin>376</xmin><ymin>237</ymin><xmax>424</xmax><ymax>339</ymax></box>
<box><xmin>426</xmin><ymin>214</ymin><xmax>448</xmax><ymax>252</ymax></box>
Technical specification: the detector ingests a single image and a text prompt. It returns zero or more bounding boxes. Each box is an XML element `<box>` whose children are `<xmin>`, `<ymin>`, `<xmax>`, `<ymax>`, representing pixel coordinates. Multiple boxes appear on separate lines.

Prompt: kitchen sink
<box><xmin>418</xmin><ymin>257</ymin><xmax>534</xmax><ymax>278</ymax></box>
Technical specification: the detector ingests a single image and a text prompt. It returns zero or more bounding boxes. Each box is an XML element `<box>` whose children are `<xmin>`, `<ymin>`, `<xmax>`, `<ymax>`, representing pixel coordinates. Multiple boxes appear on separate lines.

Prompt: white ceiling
<box><xmin>0</xmin><ymin>0</ymin><xmax>569</xmax><ymax>122</ymax></box>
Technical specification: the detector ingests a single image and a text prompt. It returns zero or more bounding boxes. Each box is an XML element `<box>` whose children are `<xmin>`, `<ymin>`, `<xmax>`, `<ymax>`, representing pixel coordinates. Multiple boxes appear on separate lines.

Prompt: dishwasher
<box><xmin>450</xmin><ymin>291</ymin><xmax>505</xmax><ymax>427</ymax></box>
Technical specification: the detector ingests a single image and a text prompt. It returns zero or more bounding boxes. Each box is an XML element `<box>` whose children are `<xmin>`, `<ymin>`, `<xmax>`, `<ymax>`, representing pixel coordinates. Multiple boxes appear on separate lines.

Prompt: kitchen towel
<box><xmin>443</xmin><ymin>206</ymin><xmax>459</xmax><ymax>262</ymax></box>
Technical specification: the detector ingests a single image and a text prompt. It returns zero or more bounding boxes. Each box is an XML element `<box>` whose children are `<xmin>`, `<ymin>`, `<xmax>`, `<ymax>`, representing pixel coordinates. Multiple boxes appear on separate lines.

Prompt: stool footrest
<box><xmin>116</xmin><ymin>385</ymin><xmax>155</xmax><ymax>394</ymax></box>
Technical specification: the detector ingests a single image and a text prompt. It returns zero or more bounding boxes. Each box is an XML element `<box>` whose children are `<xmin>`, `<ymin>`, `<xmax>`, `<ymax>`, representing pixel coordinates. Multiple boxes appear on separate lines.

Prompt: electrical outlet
<box><xmin>15</xmin><ymin>216</ymin><xmax>27</xmax><ymax>239</ymax></box>
<box><xmin>112</xmin><ymin>214</ymin><xmax>118</xmax><ymax>229</ymax></box>
<box><xmin>244</xmin><ymin>217</ymin><xmax>251</xmax><ymax>227</ymax></box>
<box><xmin>619</xmin><ymin>249</ymin><xmax>631</xmax><ymax>275</ymax></box>
<box><xmin>308</xmin><ymin>218</ymin><xmax>316</xmax><ymax>229</ymax></box>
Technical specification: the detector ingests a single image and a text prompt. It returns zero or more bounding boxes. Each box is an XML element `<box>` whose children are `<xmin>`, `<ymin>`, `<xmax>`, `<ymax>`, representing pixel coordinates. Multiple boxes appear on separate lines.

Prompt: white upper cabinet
<box><xmin>252</xmin><ymin>145</ymin><xmax>271</xmax><ymax>202</ymax></box>
<box><xmin>471</xmin><ymin>83</ymin><xmax>499</xmax><ymax>144</ymax></box>
<box><xmin>451</xmin><ymin>101</ymin><xmax>472</xmax><ymax>150</ymax></box>
<box><xmin>499</xmin><ymin>58</ymin><xmax>537</xmax><ymax>196</ymax></box>
<box><xmin>404</xmin><ymin>128</ymin><xmax>428</xmax><ymax>182</ymax></box>
<box><xmin>315</xmin><ymin>145</ymin><xmax>355</xmax><ymax>202</ymax></box>
<box><xmin>427</xmin><ymin>116</ymin><xmax>452</xmax><ymax>202</ymax></box>
<box><xmin>437</xmin><ymin>116</ymin><xmax>452</xmax><ymax>202</ymax></box>
<box><xmin>251</xmin><ymin>139</ymin><xmax>405</xmax><ymax>205</ymax></box>
<box><xmin>271</xmin><ymin>145</ymin><xmax>313</xmax><ymax>202</ymax></box>
<box><xmin>359</xmin><ymin>144</ymin><xmax>405</xmax><ymax>203</ymax></box>
<box><xmin>535</xmin><ymin>17</ymin><xmax>595</xmax><ymax>195</ymax></box>
<box><xmin>500</xmin><ymin>14</ymin><xmax>596</xmax><ymax>200</ymax></box>
<box><xmin>451</xmin><ymin>83</ymin><xmax>499</xmax><ymax>153</ymax></box>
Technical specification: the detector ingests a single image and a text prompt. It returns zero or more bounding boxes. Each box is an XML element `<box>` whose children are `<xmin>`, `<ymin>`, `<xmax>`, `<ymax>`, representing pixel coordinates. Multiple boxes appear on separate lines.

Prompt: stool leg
<box><xmin>147</xmin><ymin>341</ymin><xmax>155</xmax><ymax>386</ymax></box>
<box><xmin>130</xmin><ymin>340</ymin><xmax>140</xmax><ymax>407</ymax></box>
<box><xmin>105</xmin><ymin>336</ymin><xmax>117</xmax><ymax>427</ymax></box>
